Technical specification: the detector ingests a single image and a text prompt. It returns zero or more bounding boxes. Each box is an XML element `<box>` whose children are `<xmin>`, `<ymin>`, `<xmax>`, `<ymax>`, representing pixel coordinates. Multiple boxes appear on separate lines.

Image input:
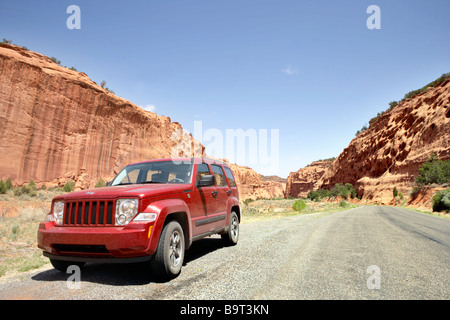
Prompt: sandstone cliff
<box><xmin>0</xmin><ymin>43</ymin><xmax>203</xmax><ymax>188</ymax></box>
<box><xmin>285</xmin><ymin>160</ymin><xmax>334</xmax><ymax>198</ymax></box>
<box><xmin>228</xmin><ymin>164</ymin><xmax>285</xmax><ymax>200</ymax></box>
<box><xmin>0</xmin><ymin>43</ymin><xmax>285</xmax><ymax>200</ymax></box>
<box><xmin>315</xmin><ymin>79</ymin><xmax>450</xmax><ymax>204</ymax></box>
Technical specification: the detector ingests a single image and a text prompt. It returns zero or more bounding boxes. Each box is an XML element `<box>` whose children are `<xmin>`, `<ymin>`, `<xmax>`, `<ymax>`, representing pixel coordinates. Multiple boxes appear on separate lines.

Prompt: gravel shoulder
<box><xmin>0</xmin><ymin>206</ymin><xmax>448</xmax><ymax>300</ymax></box>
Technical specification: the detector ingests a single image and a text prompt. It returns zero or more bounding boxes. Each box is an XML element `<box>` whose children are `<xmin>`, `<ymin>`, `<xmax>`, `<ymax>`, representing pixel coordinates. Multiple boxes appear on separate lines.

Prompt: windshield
<box><xmin>111</xmin><ymin>160</ymin><xmax>193</xmax><ymax>186</ymax></box>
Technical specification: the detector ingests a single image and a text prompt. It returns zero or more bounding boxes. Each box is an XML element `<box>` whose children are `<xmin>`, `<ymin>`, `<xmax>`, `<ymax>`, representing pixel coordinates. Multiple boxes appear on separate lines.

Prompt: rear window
<box><xmin>223</xmin><ymin>167</ymin><xmax>236</xmax><ymax>187</ymax></box>
<box><xmin>211</xmin><ymin>164</ymin><xmax>227</xmax><ymax>187</ymax></box>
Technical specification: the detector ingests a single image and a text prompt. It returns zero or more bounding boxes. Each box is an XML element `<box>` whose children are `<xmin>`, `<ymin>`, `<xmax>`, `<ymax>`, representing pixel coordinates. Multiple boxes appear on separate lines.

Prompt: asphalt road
<box><xmin>0</xmin><ymin>206</ymin><xmax>449</xmax><ymax>300</ymax></box>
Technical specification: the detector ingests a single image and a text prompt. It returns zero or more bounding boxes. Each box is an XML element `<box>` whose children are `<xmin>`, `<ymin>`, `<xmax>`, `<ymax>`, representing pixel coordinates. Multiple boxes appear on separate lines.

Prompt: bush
<box><xmin>13</xmin><ymin>185</ymin><xmax>37</xmax><ymax>197</ymax></box>
<box><xmin>432</xmin><ymin>189</ymin><xmax>450</xmax><ymax>213</ymax></box>
<box><xmin>308</xmin><ymin>183</ymin><xmax>357</xmax><ymax>201</ymax></box>
<box><xmin>95</xmin><ymin>178</ymin><xmax>106</xmax><ymax>188</ymax></box>
<box><xmin>415</xmin><ymin>154</ymin><xmax>450</xmax><ymax>186</ymax></box>
<box><xmin>63</xmin><ymin>180</ymin><xmax>75</xmax><ymax>192</ymax></box>
<box><xmin>393</xmin><ymin>187</ymin><xmax>398</xmax><ymax>198</ymax></box>
<box><xmin>292</xmin><ymin>200</ymin><xmax>306</xmax><ymax>212</ymax></box>
<box><xmin>28</xmin><ymin>180</ymin><xmax>37</xmax><ymax>191</ymax></box>
<box><xmin>307</xmin><ymin>190</ymin><xmax>320</xmax><ymax>201</ymax></box>
<box><xmin>0</xmin><ymin>180</ymin><xmax>7</xmax><ymax>194</ymax></box>
<box><xmin>339</xmin><ymin>200</ymin><xmax>349</xmax><ymax>208</ymax></box>
<box><xmin>5</xmin><ymin>178</ymin><xmax>13</xmax><ymax>190</ymax></box>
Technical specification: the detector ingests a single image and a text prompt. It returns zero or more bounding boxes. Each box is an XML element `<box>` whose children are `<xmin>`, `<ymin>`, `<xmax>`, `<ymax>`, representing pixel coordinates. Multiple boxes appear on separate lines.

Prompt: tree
<box><xmin>393</xmin><ymin>187</ymin><xmax>398</xmax><ymax>198</ymax></box>
<box><xmin>415</xmin><ymin>153</ymin><xmax>450</xmax><ymax>186</ymax></box>
<box><xmin>100</xmin><ymin>80</ymin><xmax>106</xmax><ymax>88</ymax></box>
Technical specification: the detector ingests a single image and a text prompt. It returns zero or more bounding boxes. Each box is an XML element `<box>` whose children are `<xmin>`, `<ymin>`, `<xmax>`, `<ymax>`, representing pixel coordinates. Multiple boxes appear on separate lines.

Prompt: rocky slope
<box><xmin>285</xmin><ymin>160</ymin><xmax>333</xmax><ymax>198</ymax></box>
<box><xmin>315</xmin><ymin>78</ymin><xmax>450</xmax><ymax>204</ymax></box>
<box><xmin>228</xmin><ymin>164</ymin><xmax>285</xmax><ymax>200</ymax></box>
<box><xmin>0</xmin><ymin>43</ymin><xmax>285</xmax><ymax>199</ymax></box>
<box><xmin>0</xmin><ymin>43</ymin><xmax>204</xmax><ymax>188</ymax></box>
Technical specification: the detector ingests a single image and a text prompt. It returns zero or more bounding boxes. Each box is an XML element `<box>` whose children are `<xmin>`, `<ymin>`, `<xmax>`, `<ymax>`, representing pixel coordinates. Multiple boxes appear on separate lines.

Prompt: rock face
<box><xmin>0</xmin><ymin>43</ymin><xmax>285</xmax><ymax>199</ymax></box>
<box><xmin>285</xmin><ymin>160</ymin><xmax>334</xmax><ymax>198</ymax></box>
<box><xmin>229</xmin><ymin>164</ymin><xmax>285</xmax><ymax>200</ymax></box>
<box><xmin>0</xmin><ymin>43</ymin><xmax>203</xmax><ymax>188</ymax></box>
<box><xmin>315</xmin><ymin>79</ymin><xmax>450</xmax><ymax>204</ymax></box>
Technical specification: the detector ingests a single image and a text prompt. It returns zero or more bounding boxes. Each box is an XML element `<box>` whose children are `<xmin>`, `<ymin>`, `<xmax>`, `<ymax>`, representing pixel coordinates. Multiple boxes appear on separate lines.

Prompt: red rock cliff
<box><xmin>0</xmin><ymin>43</ymin><xmax>285</xmax><ymax>200</ymax></box>
<box><xmin>316</xmin><ymin>79</ymin><xmax>450</xmax><ymax>204</ymax></box>
<box><xmin>285</xmin><ymin>160</ymin><xmax>334</xmax><ymax>198</ymax></box>
<box><xmin>0</xmin><ymin>43</ymin><xmax>204</xmax><ymax>188</ymax></box>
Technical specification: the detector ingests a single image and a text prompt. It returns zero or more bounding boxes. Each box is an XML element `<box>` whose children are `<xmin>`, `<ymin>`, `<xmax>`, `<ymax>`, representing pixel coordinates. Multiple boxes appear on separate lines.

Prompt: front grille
<box><xmin>63</xmin><ymin>200</ymin><xmax>115</xmax><ymax>226</ymax></box>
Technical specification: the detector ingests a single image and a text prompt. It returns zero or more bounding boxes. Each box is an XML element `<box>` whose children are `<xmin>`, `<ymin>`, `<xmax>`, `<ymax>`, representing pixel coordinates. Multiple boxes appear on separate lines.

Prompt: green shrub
<box><xmin>0</xmin><ymin>180</ymin><xmax>7</xmax><ymax>194</ymax></box>
<box><xmin>308</xmin><ymin>183</ymin><xmax>357</xmax><ymax>201</ymax></box>
<box><xmin>415</xmin><ymin>154</ymin><xmax>450</xmax><ymax>186</ymax></box>
<box><xmin>432</xmin><ymin>189</ymin><xmax>450</xmax><ymax>213</ymax></box>
<box><xmin>95</xmin><ymin>178</ymin><xmax>106</xmax><ymax>188</ymax></box>
<box><xmin>307</xmin><ymin>190</ymin><xmax>320</xmax><ymax>201</ymax></box>
<box><xmin>63</xmin><ymin>180</ymin><xmax>75</xmax><ymax>192</ymax></box>
<box><xmin>393</xmin><ymin>187</ymin><xmax>398</xmax><ymax>198</ymax></box>
<box><xmin>28</xmin><ymin>180</ymin><xmax>37</xmax><ymax>191</ymax></box>
<box><xmin>292</xmin><ymin>200</ymin><xmax>307</xmax><ymax>212</ymax></box>
<box><xmin>339</xmin><ymin>200</ymin><xmax>349</xmax><ymax>208</ymax></box>
<box><xmin>5</xmin><ymin>178</ymin><xmax>13</xmax><ymax>190</ymax></box>
<box><xmin>13</xmin><ymin>185</ymin><xmax>37</xmax><ymax>197</ymax></box>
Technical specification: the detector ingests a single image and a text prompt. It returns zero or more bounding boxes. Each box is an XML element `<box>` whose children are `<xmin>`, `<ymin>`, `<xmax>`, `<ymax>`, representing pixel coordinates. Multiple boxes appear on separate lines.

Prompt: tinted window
<box><xmin>223</xmin><ymin>167</ymin><xmax>236</xmax><ymax>187</ymax></box>
<box><xmin>211</xmin><ymin>165</ymin><xmax>227</xmax><ymax>187</ymax></box>
<box><xmin>197</xmin><ymin>163</ymin><xmax>211</xmax><ymax>181</ymax></box>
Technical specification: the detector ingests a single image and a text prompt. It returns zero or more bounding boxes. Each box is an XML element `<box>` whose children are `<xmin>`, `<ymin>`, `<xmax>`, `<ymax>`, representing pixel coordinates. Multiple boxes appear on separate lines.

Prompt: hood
<box><xmin>54</xmin><ymin>183</ymin><xmax>192</xmax><ymax>201</ymax></box>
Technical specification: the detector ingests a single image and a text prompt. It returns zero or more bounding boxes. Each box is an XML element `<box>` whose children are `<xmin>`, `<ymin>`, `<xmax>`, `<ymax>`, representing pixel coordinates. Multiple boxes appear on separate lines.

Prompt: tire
<box><xmin>50</xmin><ymin>259</ymin><xmax>85</xmax><ymax>272</ymax></box>
<box><xmin>150</xmin><ymin>220</ymin><xmax>185</xmax><ymax>279</ymax></box>
<box><xmin>221</xmin><ymin>211</ymin><xmax>239</xmax><ymax>246</ymax></box>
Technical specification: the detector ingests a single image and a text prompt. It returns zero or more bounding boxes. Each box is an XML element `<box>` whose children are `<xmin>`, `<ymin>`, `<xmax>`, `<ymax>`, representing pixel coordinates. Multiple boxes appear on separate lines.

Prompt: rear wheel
<box><xmin>221</xmin><ymin>211</ymin><xmax>239</xmax><ymax>246</ymax></box>
<box><xmin>150</xmin><ymin>220</ymin><xmax>185</xmax><ymax>279</ymax></box>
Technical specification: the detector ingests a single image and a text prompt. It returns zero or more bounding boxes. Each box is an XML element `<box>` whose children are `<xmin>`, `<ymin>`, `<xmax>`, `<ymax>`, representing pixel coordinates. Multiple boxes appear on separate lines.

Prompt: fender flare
<box><xmin>141</xmin><ymin>199</ymin><xmax>192</xmax><ymax>252</ymax></box>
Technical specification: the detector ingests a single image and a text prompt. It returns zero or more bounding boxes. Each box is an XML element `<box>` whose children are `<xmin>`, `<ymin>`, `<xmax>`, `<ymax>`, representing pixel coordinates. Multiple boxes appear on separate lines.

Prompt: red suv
<box><xmin>37</xmin><ymin>158</ymin><xmax>240</xmax><ymax>279</ymax></box>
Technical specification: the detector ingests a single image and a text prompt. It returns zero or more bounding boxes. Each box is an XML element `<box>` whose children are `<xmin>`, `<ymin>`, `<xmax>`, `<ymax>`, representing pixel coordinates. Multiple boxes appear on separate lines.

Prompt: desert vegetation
<box><xmin>355</xmin><ymin>72</ymin><xmax>450</xmax><ymax>136</ymax></box>
<box><xmin>410</xmin><ymin>153</ymin><xmax>450</xmax><ymax>213</ymax></box>
<box><xmin>307</xmin><ymin>183</ymin><xmax>358</xmax><ymax>202</ymax></box>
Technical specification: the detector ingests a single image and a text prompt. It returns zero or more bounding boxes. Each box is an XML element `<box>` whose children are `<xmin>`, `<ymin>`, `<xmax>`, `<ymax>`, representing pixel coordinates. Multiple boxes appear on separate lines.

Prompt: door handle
<box><xmin>212</xmin><ymin>191</ymin><xmax>219</xmax><ymax>197</ymax></box>
<box><xmin>226</xmin><ymin>190</ymin><xmax>232</xmax><ymax>196</ymax></box>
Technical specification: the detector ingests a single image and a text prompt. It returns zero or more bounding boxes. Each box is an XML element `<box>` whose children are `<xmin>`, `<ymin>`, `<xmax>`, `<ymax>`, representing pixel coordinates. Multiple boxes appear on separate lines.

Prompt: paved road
<box><xmin>0</xmin><ymin>206</ymin><xmax>449</xmax><ymax>300</ymax></box>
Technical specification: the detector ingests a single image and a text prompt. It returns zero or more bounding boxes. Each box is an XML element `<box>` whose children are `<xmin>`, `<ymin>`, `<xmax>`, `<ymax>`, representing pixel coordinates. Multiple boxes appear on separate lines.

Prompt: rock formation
<box><xmin>0</xmin><ymin>43</ymin><xmax>285</xmax><ymax>199</ymax></box>
<box><xmin>285</xmin><ymin>160</ymin><xmax>334</xmax><ymax>198</ymax></box>
<box><xmin>0</xmin><ymin>43</ymin><xmax>203</xmax><ymax>188</ymax></box>
<box><xmin>315</xmin><ymin>79</ymin><xmax>450</xmax><ymax>204</ymax></box>
<box><xmin>228</xmin><ymin>164</ymin><xmax>285</xmax><ymax>200</ymax></box>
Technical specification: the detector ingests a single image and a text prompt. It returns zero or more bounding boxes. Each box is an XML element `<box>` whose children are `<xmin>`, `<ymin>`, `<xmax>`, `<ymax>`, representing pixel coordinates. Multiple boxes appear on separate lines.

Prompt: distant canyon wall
<box><xmin>287</xmin><ymin>79</ymin><xmax>450</xmax><ymax>204</ymax></box>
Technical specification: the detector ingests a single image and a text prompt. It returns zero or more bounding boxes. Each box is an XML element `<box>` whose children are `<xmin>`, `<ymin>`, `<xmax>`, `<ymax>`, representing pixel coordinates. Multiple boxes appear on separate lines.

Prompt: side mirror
<box><xmin>106</xmin><ymin>181</ymin><xmax>112</xmax><ymax>186</ymax></box>
<box><xmin>198</xmin><ymin>175</ymin><xmax>215</xmax><ymax>187</ymax></box>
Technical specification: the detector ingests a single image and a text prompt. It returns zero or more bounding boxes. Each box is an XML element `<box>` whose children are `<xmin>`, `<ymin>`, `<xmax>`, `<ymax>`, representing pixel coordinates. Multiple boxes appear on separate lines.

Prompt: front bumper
<box><xmin>37</xmin><ymin>221</ymin><xmax>155</xmax><ymax>261</ymax></box>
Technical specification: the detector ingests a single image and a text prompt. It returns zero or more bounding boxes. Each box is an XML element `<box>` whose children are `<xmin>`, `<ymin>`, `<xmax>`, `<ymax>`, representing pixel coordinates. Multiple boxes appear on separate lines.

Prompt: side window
<box><xmin>197</xmin><ymin>163</ymin><xmax>211</xmax><ymax>182</ymax></box>
<box><xmin>223</xmin><ymin>167</ymin><xmax>236</xmax><ymax>187</ymax></box>
<box><xmin>211</xmin><ymin>164</ymin><xmax>227</xmax><ymax>187</ymax></box>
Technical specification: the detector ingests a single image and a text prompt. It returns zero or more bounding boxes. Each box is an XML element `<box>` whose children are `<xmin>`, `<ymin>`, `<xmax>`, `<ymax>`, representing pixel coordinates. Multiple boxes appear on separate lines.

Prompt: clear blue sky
<box><xmin>1</xmin><ymin>0</ymin><xmax>449</xmax><ymax>178</ymax></box>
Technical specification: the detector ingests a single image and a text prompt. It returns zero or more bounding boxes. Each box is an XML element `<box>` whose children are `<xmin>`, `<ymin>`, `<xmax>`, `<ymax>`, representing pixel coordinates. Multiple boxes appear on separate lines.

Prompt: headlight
<box><xmin>53</xmin><ymin>201</ymin><xmax>65</xmax><ymax>226</ymax></box>
<box><xmin>115</xmin><ymin>199</ymin><xmax>139</xmax><ymax>225</ymax></box>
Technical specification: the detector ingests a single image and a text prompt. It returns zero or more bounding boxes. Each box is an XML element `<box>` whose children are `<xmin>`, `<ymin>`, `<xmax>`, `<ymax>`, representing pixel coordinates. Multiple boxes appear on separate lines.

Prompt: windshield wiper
<box><xmin>115</xmin><ymin>182</ymin><xmax>135</xmax><ymax>186</ymax></box>
<box><xmin>141</xmin><ymin>181</ymin><xmax>164</xmax><ymax>184</ymax></box>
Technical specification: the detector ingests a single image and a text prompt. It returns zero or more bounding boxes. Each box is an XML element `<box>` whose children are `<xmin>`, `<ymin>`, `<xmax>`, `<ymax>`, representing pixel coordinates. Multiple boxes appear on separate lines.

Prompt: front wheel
<box><xmin>150</xmin><ymin>221</ymin><xmax>185</xmax><ymax>280</ymax></box>
<box><xmin>221</xmin><ymin>211</ymin><xmax>239</xmax><ymax>246</ymax></box>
